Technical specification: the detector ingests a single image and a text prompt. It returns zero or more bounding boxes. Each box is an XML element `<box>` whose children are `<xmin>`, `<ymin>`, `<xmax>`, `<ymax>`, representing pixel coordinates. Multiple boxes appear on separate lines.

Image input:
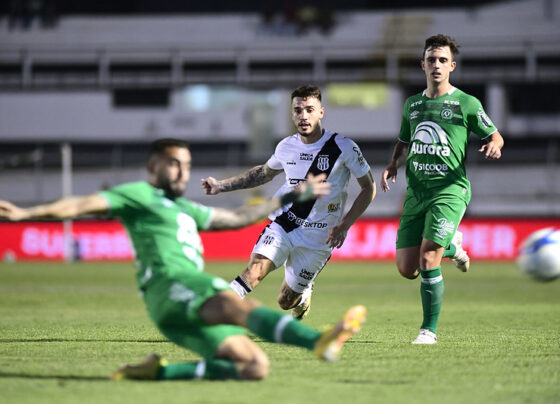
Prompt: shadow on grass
<box><xmin>0</xmin><ymin>338</ymin><xmax>168</xmax><ymax>343</ymax></box>
<box><xmin>0</xmin><ymin>371</ymin><xmax>108</xmax><ymax>381</ymax></box>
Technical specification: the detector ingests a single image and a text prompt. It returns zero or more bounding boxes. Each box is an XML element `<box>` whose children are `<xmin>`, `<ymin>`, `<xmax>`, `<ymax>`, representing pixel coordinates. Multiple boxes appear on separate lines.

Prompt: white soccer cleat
<box><xmin>411</xmin><ymin>329</ymin><xmax>437</xmax><ymax>345</ymax></box>
<box><xmin>451</xmin><ymin>231</ymin><xmax>470</xmax><ymax>272</ymax></box>
<box><xmin>292</xmin><ymin>284</ymin><xmax>313</xmax><ymax>320</ymax></box>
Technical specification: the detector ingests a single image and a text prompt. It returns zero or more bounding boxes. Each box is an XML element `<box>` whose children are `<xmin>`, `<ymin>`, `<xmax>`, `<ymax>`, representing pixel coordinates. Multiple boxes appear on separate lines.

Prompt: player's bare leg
<box><xmin>229</xmin><ymin>253</ymin><xmax>276</xmax><ymax>298</ymax></box>
<box><xmin>396</xmin><ymin>246</ymin><xmax>421</xmax><ymax>279</ymax></box>
<box><xmin>276</xmin><ymin>279</ymin><xmax>312</xmax><ymax>319</ymax></box>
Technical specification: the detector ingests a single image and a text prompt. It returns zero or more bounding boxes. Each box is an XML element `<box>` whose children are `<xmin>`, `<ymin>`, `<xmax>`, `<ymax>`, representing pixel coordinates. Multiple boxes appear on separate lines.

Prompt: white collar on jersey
<box><xmin>422</xmin><ymin>87</ymin><xmax>457</xmax><ymax>97</ymax></box>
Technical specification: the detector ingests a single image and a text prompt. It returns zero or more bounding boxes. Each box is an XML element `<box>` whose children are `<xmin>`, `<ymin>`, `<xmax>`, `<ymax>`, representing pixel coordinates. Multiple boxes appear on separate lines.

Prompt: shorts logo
<box><xmin>441</xmin><ymin>108</ymin><xmax>453</xmax><ymax>119</ymax></box>
<box><xmin>435</xmin><ymin>218</ymin><xmax>455</xmax><ymax>239</ymax></box>
<box><xmin>299</xmin><ymin>269</ymin><xmax>314</xmax><ymax>280</ymax></box>
<box><xmin>328</xmin><ymin>203</ymin><xmax>340</xmax><ymax>213</ymax></box>
<box><xmin>262</xmin><ymin>235</ymin><xmax>274</xmax><ymax>245</ymax></box>
<box><xmin>317</xmin><ymin>155</ymin><xmax>330</xmax><ymax>171</ymax></box>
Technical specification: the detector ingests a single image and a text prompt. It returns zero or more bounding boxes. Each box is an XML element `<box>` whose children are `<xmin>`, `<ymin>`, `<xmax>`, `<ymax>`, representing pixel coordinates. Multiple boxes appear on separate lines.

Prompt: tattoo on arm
<box><xmin>220</xmin><ymin>165</ymin><xmax>279</xmax><ymax>192</ymax></box>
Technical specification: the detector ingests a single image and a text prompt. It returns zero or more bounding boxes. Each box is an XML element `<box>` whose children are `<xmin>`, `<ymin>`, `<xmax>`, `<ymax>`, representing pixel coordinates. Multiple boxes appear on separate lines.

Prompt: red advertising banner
<box><xmin>0</xmin><ymin>218</ymin><xmax>559</xmax><ymax>262</ymax></box>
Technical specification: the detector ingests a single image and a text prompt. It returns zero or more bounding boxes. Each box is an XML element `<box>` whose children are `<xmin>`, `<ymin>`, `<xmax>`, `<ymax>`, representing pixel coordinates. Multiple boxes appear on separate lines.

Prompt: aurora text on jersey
<box><xmin>399</xmin><ymin>88</ymin><xmax>497</xmax><ymax>197</ymax></box>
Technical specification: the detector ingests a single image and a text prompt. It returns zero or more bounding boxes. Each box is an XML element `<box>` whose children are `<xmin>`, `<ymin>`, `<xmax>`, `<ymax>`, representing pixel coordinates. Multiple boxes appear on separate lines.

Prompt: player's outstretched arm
<box><xmin>381</xmin><ymin>140</ymin><xmax>408</xmax><ymax>192</ymax></box>
<box><xmin>326</xmin><ymin>171</ymin><xmax>375</xmax><ymax>249</ymax></box>
<box><xmin>0</xmin><ymin>194</ymin><xmax>109</xmax><ymax>221</ymax></box>
<box><xmin>207</xmin><ymin>173</ymin><xmax>330</xmax><ymax>230</ymax></box>
<box><xmin>479</xmin><ymin>131</ymin><xmax>504</xmax><ymax>160</ymax></box>
<box><xmin>201</xmin><ymin>164</ymin><xmax>283</xmax><ymax>195</ymax></box>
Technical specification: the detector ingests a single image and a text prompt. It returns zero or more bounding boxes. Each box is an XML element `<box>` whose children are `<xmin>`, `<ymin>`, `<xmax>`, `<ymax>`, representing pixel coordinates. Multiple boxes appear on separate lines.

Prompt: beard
<box><xmin>158</xmin><ymin>176</ymin><xmax>186</xmax><ymax>198</ymax></box>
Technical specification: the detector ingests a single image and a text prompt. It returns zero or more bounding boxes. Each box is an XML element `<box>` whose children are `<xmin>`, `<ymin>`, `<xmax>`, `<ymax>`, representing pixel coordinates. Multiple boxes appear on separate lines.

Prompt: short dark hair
<box><xmin>149</xmin><ymin>138</ymin><xmax>190</xmax><ymax>159</ymax></box>
<box><xmin>423</xmin><ymin>34</ymin><xmax>460</xmax><ymax>59</ymax></box>
<box><xmin>291</xmin><ymin>85</ymin><xmax>322</xmax><ymax>102</ymax></box>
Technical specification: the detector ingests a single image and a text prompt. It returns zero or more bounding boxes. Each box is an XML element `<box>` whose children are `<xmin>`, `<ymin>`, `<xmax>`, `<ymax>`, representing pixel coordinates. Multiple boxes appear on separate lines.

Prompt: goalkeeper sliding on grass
<box><xmin>0</xmin><ymin>138</ymin><xmax>366</xmax><ymax>381</ymax></box>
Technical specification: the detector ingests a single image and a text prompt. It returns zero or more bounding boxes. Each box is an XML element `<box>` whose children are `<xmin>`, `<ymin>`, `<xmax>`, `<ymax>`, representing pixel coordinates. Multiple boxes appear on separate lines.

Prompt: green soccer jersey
<box><xmin>100</xmin><ymin>181</ymin><xmax>213</xmax><ymax>287</ymax></box>
<box><xmin>398</xmin><ymin>87</ymin><xmax>497</xmax><ymax>198</ymax></box>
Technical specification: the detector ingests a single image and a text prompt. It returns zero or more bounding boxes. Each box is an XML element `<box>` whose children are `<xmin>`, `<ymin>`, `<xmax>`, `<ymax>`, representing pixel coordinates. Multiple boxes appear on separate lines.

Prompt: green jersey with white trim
<box><xmin>398</xmin><ymin>88</ymin><xmax>497</xmax><ymax>198</ymax></box>
<box><xmin>100</xmin><ymin>181</ymin><xmax>213</xmax><ymax>287</ymax></box>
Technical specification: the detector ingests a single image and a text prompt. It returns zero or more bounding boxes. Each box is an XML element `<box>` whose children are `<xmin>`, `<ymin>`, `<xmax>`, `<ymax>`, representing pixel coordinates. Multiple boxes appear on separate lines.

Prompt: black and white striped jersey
<box><xmin>266</xmin><ymin>130</ymin><xmax>370</xmax><ymax>245</ymax></box>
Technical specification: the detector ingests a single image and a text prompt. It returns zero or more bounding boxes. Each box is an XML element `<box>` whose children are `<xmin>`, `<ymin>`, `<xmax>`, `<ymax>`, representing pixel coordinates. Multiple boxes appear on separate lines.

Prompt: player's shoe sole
<box><xmin>411</xmin><ymin>329</ymin><xmax>437</xmax><ymax>344</ymax></box>
<box><xmin>451</xmin><ymin>231</ymin><xmax>470</xmax><ymax>272</ymax></box>
<box><xmin>111</xmin><ymin>353</ymin><xmax>167</xmax><ymax>380</ymax></box>
<box><xmin>313</xmin><ymin>305</ymin><xmax>366</xmax><ymax>362</ymax></box>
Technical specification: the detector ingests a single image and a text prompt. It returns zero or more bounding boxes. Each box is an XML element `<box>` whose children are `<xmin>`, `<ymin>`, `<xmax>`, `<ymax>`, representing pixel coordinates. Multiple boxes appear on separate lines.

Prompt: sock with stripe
<box><xmin>246</xmin><ymin>306</ymin><xmax>321</xmax><ymax>350</ymax></box>
<box><xmin>442</xmin><ymin>243</ymin><xmax>456</xmax><ymax>259</ymax></box>
<box><xmin>419</xmin><ymin>266</ymin><xmax>444</xmax><ymax>334</ymax></box>
<box><xmin>229</xmin><ymin>275</ymin><xmax>252</xmax><ymax>298</ymax></box>
<box><xmin>157</xmin><ymin>359</ymin><xmax>239</xmax><ymax>380</ymax></box>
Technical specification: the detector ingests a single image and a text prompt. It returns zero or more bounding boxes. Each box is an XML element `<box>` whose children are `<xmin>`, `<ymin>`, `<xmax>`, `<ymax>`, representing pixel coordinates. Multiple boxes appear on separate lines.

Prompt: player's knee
<box><xmin>239</xmin><ymin>354</ymin><xmax>270</xmax><ymax>380</ymax></box>
<box><xmin>397</xmin><ymin>264</ymin><xmax>418</xmax><ymax>279</ymax></box>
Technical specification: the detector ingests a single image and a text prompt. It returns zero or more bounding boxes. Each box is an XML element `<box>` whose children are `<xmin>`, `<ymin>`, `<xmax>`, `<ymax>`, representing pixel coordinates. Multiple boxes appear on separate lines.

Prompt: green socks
<box><xmin>442</xmin><ymin>243</ymin><xmax>456</xmax><ymax>258</ymax></box>
<box><xmin>246</xmin><ymin>306</ymin><xmax>321</xmax><ymax>350</ymax></box>
<box><xmin>419</xmin><ymin>266</ymin><xmax>444</xmax><ymax>334</ymax></box>
<box><xmin>157</xmin><ymin>359</ymin><xmax>240</xmax><ymax>380</ymax></box>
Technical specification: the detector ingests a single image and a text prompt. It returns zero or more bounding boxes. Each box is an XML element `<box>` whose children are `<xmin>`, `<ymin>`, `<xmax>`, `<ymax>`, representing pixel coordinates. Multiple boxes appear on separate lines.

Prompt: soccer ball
<box><xmin>517</xmin><ymin>228</ymin><xmax>560</xmax><ymax>281</ymax></box>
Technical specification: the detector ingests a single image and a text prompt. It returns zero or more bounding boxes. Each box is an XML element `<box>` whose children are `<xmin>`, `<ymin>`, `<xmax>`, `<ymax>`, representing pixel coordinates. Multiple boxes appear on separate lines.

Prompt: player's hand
<box><xmin>295</xmin><ymin>173</ymin><xmax>330</xmax><ymax>201</ymax></box>
<box><xmin>479</xmin><ymin>142</ymin><xmax>502</xmax><ymax>160</ymax></box>
<box><xmin>326</xmin><ymin>223</ymin><xmax>348</xmax><ymax>249</ymax></box>
<box><xmin>0</xmin><ymin>200</ymin><xmax>30</xmax><ymax>221</ymax></box>
<box><xmin>381</xmin><ymin>164</ymin><xmax>398</xmax><ymax>192</ymax></box>
<box><xmin>201</xmin><ymin>177</ymin><xmax>221</xmax><ymax>195</ymax></box>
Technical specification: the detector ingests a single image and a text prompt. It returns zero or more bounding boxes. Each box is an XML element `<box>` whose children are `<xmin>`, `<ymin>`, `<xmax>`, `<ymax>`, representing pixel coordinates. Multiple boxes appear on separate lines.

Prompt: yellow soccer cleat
<box><xmin>313</xmin><ymin>305</ymin><xmax>366</xmax><ymax>362</ymax></box>
<box><xmin>111</xmin><ymin>353</ymin><xmax>167</xmax><ymax>381</ymax></box>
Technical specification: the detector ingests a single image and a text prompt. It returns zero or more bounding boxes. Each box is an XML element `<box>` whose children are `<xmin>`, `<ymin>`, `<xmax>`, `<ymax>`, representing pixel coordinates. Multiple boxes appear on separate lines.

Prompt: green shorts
<box><xmin>396</xmin><ymin>188</ymin><xmax>467</xmax><ymax>249</ymax></box>
<box><xmin>142</xmin><ymin>271</ymin><xmax>246</xmax><ymax>359</ymax></box>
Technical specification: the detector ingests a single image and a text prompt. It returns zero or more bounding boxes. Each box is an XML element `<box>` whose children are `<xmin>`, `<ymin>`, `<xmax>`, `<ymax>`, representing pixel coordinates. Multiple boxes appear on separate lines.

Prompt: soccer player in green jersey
<box><xmin>381</xmin><ymin>35</ymin><xmax>504</xmax><ymax>344</ymax></box>
<box><xmin>0</xmin><ymin>138</ymin><xmax>366</xmax><ymax>380</ymax></box>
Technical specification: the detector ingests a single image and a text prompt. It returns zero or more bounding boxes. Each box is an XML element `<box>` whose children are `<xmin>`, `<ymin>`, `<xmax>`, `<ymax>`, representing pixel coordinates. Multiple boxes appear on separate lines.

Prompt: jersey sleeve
<box><xmin>186</xmin><ymin>201</ymin><xmax>214</xmax><ymax>231</ymax></box>
<box><xmin>465</xmin><ymin>96</ymin><xmax>498</xmax><ymax>139</ymax></box>
<box><xmin>99</xmin><ymin>182</ymin><xmax>147</xmax><ymax>219</ymax></box>
<box><xmin>265</xmin><ymin>141</ymin><xmax>284</xmax><ymax>170</ymax></box>
<box><xmin>398</xmin><ymin>98</ymin><xmax>412</xmax><ymax>143</ymax></box>
<box><xmin>340</xmin><ymin>137</ymin><xmax>371</xmax><ymax>179</ymax></box>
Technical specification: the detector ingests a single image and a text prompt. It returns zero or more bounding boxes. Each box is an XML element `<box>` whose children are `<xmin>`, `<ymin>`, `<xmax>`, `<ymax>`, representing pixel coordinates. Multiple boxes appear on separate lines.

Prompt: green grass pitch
<box><xmin>0</xmin><ymin>261</ymin><xmax>559</xmax><ymax>404</ymax></box>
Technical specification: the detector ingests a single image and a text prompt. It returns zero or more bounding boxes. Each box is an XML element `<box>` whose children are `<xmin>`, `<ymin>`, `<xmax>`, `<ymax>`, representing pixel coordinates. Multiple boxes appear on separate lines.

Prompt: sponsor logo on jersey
<box><xmin>299</xmin><ymin>269</ymin><xmax>314</xmax><ymax>280</ymax></box>
<box><xmin>410</xmin><ymin>121</ymin><xmax>451</xmax><ymax>157</ymax></box>
<box><xmin>477</xmin><ymin>108</ymin><xmax>493</xmax><ymax>128</ymax></box>
<box><xmin>435</xmin><ymin>217</ymin><xmax>455</xmax><ymax>239</ymax></box>
<box><xmin>300</xmin><ymin>152</ymin><xmax>313</xmax><ymax>161</ymax></box>
<box><xmin>411</xmin><ymin>100</ymin><xmax>423</xmax><ymax>108</ymax></box>
<box><xmin>441</xmin><ymin>108</ymin><xmax>453</xmax><ymax>119</ymax></box>
<box><xmin>410</xmin><ymin>110</ymin><xmax>420</xmax><ymax>120</ymax></box>
<box><xmin>328</xmin><ymin>203</ymin><xmax>340</xmax><ymax>213</ymax></box>
<box><xmin>317</xmin><ymin>155</ymin><xmax>330</xmax><ymax>171</ymax></box>
<box><xmin>289</xmin><ymin>178</ymin><xmax>306</xmax><ymax>185</ymax></box>
<box><xmin>286</xmin><ymin>211</ymin><xmax>328</xmax><ymax>228</ymax></box>
<box><xmin>352</xmin><ymin>146</ymin><xmax>366</xmax><ymax>166</ymax></box>
<box><xmin>444</xmin><ymin>100</ymin><xmax>459</xmax><ymax>105</ymax></box>
<box><xmin>412</xmin><ymin>161</ymin><xmax>449</xmax><ymax>175</ymax></box>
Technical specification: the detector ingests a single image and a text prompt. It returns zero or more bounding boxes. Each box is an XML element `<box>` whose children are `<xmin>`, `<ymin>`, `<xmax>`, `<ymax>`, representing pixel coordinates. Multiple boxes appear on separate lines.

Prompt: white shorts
<box><xmin>252</xmin><ymin>222</ymin><xmax>332</xmax><ymax>293</ymax></box>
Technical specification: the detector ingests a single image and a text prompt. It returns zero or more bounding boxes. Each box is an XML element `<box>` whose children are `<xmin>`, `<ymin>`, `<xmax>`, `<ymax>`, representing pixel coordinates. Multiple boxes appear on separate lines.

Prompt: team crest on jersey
<box><xmin>441</xmin><ymin>108</ymin><xmax>453</xmax><ymax>119</ymax></box>
<box><xmin>317</xmin><ymin>155</ymin><xmax>330</xmax><ymax>171</ymax></box>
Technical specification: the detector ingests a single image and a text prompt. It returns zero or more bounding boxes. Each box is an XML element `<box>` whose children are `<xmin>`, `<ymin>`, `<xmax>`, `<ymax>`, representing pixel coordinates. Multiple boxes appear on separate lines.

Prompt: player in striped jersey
<box><xmin>202</xmin><ymin>85</ymin><xmax>375</xmax><ymax>319</ymax></box>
